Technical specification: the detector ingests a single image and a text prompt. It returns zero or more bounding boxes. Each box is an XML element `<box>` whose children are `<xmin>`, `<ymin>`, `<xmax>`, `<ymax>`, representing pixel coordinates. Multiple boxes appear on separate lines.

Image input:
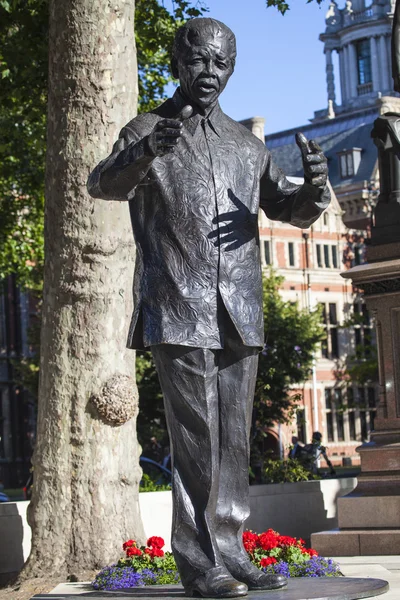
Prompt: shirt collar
<box><xmin>171</xmin><ymin>88</ymin><xmax>222</xmax><ymax>138</ymax></box>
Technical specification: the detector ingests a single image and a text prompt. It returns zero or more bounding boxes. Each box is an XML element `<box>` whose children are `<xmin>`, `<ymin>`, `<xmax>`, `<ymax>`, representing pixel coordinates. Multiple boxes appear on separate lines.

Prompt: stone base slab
<box><xmin>311</xmin><ymin>529</ymin><xmax>400</xmax><ymax>557</ymax></box>
<box><xmin>338</xmin><ymin>496</ymin><xmax>400</xmax><ymax>529</ymax></box>
<box><xmin>30</xmin><ymin>579</ymin><xmax>389</xmax><ymax>600</ymax></box>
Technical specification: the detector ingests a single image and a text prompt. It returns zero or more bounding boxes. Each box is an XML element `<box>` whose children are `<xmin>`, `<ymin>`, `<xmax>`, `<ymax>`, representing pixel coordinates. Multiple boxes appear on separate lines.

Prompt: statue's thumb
<box><xmin>178</xmin><ymin>105</ymin><xmax>193</xmax><ymax>121</ymax></box>
<box><xmin>295</xmin><ymin>132</ymin><xmax>312</xmax><ymax>156</ymax></box>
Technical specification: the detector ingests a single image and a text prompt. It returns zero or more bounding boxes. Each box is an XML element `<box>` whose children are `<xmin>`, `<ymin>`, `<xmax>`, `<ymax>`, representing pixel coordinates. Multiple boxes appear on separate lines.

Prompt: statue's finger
<box><xmin>308</xmin><ymin>164</ymin><xmax>328</xmax><ymax>175</ymax></box>
<box><xmin>310</xmin><ymin>175</ymin><xmax>327</xmax><ymax>186</ymax></box>
<box><xmin>306</xmin><ymin>153</ymin><xmax>325</xmax><ymax>164</ymax></box>
<box><xmin>309</xmin><ymin>139</ymin><xmax>323</xmax><ymax>153</ymax></box>
<box><xmin>177</xmin><ymin>105</ymin><xmax>193</xmax><ymax>120</ymax></box>
<box><xmin>295</xmin><ymin>132</ymin><xmax>312</xmax><ymax>155</ymax></box>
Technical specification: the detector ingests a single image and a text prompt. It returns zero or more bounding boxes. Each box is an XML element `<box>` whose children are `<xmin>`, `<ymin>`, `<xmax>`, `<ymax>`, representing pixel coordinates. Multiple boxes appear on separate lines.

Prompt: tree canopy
<box><xmin>254</xmin><ymin>269</ymin><xmax>324</xmax><ymax>428</ymax></box>
<box><xmin>266</xmin><ymin>0</ymin><xmax>324</xmax><ymax>15</ymax></box>
<box><xmin>0</xmin><ymin>0</ymin><xmax>206</xmax><ymax>289</ymax></box>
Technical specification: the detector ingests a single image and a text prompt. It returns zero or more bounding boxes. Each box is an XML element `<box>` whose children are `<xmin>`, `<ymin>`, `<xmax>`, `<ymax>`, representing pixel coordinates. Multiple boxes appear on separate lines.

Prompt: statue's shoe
<box><xmin>224</xmin><ymin>560</ymin><xmax>287</xmax><ymax>590</ymax></box>
<box><xmin>184</xmin><ymin>568</ymin><xmax>248</xmax><ymax>598</ymax></box>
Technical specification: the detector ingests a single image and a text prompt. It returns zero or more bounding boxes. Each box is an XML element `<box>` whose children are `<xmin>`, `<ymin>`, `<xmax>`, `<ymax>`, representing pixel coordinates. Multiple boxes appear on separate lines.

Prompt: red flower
<box><xmin>126</xmin><ymin>546</ymin><xmax>142</xmax><ymax>557</ymax></box>
<box><xmin>260</xmin><ymin>557</ymin><xmax>277</xmax><ymax>567</ymax></box>
<box><xmin>243</xmin><ymin>531</ymin><xmax>259</xmax><ymax>553</ymax></box>
<box><xmin>277</xmin><ymin>535</ymin><xmax>297</xmax><ymax>547</ymax></box>
<box><xmin>144</xmin><ymin>546</ymin><xmax>165</xmax><ymax>558</ymax></box>
<box><xmin>307</xmin><ymin>548</ymin><xmax>318</xmax><ymax>557</ymax></box>
<box><xmin>147</xmin><ymin>536</ymin><xmax>165</xmax><ymax>549</ymax></box>
<box><xmin>122</xmin><ymin>540</ymin><xmax>136</xmax><ymax>551</ymax></box>
<box><xmin>259</xmin><ymin>530</ymin><xmax>279</xmax><ymax>551</ymax></box>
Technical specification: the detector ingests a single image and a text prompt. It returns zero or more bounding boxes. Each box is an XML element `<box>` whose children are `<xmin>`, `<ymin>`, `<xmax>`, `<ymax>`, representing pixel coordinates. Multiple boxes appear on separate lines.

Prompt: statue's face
<box><xmin>176</xmin><ymin>30</ymin><xmax>234</xmax><ymax>111</ymax></box>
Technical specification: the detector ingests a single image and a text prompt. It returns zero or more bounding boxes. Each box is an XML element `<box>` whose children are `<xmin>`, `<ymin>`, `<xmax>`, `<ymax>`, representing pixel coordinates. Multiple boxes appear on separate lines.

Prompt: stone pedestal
<box><xmin>30</xmin><ymin>579</ymin><xmax>390</xmax><ymax>600</ymax></box>
<box><xmin>312</xmin><ymin>246</ymin><xmax>400</xmax><ymax>556</ymax></box>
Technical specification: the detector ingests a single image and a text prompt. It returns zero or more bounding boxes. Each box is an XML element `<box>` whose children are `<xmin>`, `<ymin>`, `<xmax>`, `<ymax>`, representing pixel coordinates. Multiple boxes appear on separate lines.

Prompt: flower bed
<box><xmin>93</xmin><ymin>530</ymin><xmax>342</xmax><ymax>591</ymax></box>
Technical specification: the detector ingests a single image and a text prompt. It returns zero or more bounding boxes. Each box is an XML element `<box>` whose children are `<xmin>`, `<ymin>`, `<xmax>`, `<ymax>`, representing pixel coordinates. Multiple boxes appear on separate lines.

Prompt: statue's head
<box><xmin>171</xmin><ymin>18</ymin><xmax>236</xmax><ymax>112</ymax></box>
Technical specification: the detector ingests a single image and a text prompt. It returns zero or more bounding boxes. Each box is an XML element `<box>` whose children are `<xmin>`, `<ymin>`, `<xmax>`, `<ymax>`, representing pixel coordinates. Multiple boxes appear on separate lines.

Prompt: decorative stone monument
<box><xmin>312</xmin><ymin>0</ymin><xmax>400</xmax><ymax>557</ymax></box>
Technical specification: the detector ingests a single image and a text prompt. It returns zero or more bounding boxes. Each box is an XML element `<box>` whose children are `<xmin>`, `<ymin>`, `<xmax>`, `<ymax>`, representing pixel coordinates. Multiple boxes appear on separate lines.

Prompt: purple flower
<box><xmin>92</xmin><ymin>566</ymin><xmax>145</xmax><ymax>590</ymax></box>
<box><xmin>263</xmin><ymin>556</ymin><xmax>342</xmax><ymax>579</ymax></box>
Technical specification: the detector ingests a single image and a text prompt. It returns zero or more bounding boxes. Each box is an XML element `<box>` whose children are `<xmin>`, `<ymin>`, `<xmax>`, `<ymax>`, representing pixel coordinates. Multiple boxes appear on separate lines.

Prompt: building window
<box><xmin>325</xmin><ymin>388</ymin><xmax>345</xmax><ymax>442</ymax></box>
<box><xmin>264</xmin><ymin>240</ymin><xmax>271</xmax><ymax>265</ymax></box>
<box><xmin>353</xmin><ymin>301</ymin><xmax>373</xmax><ymax>357</ymax></box>
<box><xmin>325</xmin><ymin>386</ymin><xmax>377</xmax><ymax>443</ymax></box>
<box><xmin>316</xmin><ymin>244</ymin><xmax>322</xmax><ymax>268</ymax></box>
<box><xmin>357</xmin><ymin>386</ymin><xmax>377</xmax><ymax>441</ymax></box>
<box><xmin>332</xmin><ymin>246</ymin><xmax>338</xmax><ymax>268</ymax></box>
<box><xmin>323</xmin><ymin>245</ymin><xmax>331</xmax><ymax>268</ymax></box>
<box><xmin>316</xmin><ymin>244</ymin><xmax>339</xmax><ymax>269</ymax></box>
<box><xmin>296</xmin><ymin>409</ymin><xmax>307</xmax><ymax>443</ymax></box>
<box><xmin>288</xmin><ymin>242</ymin><xmax>295</xmax><ymax>267</ymax></box>
<box><xmin>339</xmin><ymin>152</ymin><xmax>354</xmax><ymax>178</ymax></box>
<box><xmin>338</xmin><ymin>148</ymin><xmax>362</xmax><ymax>179</ymax></box>
<box><xmin>356</xmin><ymin>39</ymin><xmax>372</xmax><ymax>86</ymax></box>
<box><xmin>320</xmin><ymin>302</ymin><xmax>339</xmax><ymax>359</ymax></box>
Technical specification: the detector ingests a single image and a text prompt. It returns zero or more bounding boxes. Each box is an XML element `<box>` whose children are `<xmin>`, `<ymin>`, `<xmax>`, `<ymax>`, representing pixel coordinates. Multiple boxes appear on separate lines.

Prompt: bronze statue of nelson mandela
<box><xmin>88</xmin><ymin>17</ymin><xmax>330</xmax><ymax>599</ymax></box>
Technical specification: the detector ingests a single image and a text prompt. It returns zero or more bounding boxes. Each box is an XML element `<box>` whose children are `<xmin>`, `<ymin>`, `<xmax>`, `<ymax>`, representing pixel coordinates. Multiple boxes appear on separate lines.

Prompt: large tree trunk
<box><xmin>24</xmin><ymin>0</ymin><xmax>144</xmax><ymax>577</ymax></box>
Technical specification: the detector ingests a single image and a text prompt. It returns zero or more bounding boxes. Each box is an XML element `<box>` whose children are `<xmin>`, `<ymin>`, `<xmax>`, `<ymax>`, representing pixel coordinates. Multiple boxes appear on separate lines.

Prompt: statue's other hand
<box><xmin>295</xmin><ymin>132</ymin><xmax>328</xmax><ymax>188</ymax></box>
<box><xmin>146</xmin><ymin>105</ymin><xmax>193</xmax><ymax>157</ymax></box>
<box><xmin>147</xmin><ymin>118</ymin><xmax>183</xmax><ymax>157</ymax></box>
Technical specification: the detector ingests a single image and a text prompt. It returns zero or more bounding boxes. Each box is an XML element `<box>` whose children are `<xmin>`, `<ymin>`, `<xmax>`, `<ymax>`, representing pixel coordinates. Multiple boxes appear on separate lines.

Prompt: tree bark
<box><xmin>24</xmin><ymin>0</ymin><xmax>144</xmax><ymax>577</ymax></box>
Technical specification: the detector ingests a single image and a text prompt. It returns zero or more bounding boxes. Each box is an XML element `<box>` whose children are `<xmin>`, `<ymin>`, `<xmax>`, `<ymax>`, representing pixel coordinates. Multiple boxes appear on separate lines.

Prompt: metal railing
<box><xmin>357</xmin><ymin>82</ymin><xmax>373</xmax><ymax>96</ymax></box>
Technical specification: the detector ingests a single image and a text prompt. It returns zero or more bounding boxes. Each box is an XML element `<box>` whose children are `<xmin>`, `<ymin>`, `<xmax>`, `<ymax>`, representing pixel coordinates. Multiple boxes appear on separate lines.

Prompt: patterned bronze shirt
<box><xmin>88</xmin><ymin>90</ymin><xmax>330</xmax><ymax>349</ymax></box>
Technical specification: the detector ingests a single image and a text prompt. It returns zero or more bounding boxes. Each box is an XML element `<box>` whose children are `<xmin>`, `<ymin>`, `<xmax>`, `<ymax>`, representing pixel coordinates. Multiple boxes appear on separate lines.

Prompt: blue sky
<box><xmin>170</xmin><ymin>0</ymin><xmax>336</xmax><ymax>134</ymax></box>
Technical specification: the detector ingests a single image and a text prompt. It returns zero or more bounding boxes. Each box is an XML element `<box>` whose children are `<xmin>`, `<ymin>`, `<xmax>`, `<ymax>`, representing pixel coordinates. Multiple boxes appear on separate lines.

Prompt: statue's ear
<box><xmin>171</xmin><ymin>57</ymin><xmax>179</xmax><ymax>80</ymax></box>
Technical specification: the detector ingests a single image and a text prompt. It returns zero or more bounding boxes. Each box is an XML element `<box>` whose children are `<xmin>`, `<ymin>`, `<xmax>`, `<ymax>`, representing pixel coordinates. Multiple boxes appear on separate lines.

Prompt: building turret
<box><xmin>319</xmin><ymin>0</ymin><xmax>395</xmax><ymax>118</ymax></box>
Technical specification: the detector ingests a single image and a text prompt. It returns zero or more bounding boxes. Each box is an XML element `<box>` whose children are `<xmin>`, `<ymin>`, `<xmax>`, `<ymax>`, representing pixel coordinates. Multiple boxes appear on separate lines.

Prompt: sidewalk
<box><xmin>36</xmin><ymin>556</ymin><xmax>400</xmax><ymax>599</ymax></box>
<box><xmin>337</xmin><ymin>555</ymin><xmax>400</xmax><ymax>599</ymax></box>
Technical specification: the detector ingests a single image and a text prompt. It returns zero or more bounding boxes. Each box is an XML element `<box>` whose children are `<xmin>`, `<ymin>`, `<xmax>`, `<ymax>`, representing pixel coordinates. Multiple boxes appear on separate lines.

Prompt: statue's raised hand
<box><xmin>147</xmin><ymin>105</ymin><xmax>193</xmax><ymax>157</ymax></box>
<box><xmin>295</xmin><ymin>132</ymin><xmax>328</xmax><ymax>188</ymax></box>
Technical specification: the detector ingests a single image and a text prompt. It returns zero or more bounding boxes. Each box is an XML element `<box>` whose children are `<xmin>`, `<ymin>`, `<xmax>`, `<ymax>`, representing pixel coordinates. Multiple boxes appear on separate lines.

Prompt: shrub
<box><xmin>263</xmin><ymin>458</ymin><xmax>317</xmax><ymax>483</ymax></box>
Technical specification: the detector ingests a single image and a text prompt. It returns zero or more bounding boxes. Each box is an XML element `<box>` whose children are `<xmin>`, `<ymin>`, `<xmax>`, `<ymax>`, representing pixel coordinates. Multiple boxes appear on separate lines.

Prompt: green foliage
<box><xmin>336</xmin><ymin>307</ymin><xmax>379</xmax><ymax>385</ymax></box>
<box><xmin>254</xmin><ymin>269</ymin><xmax>325</xmax><ymax>427</ymax></box>
<box><xmin>0</xmin><ymin>0</ymin><xmax>206</xmax><ymax>288</ymax></box>
<box><xmin>263</xmin><ymin>457</ymin><xmax>316</xmax><ymax>484</ymax></box>
<box><xmin>136</xmin><ymin>351</ymin><xmax>166</xmax><ymax>447</ymax></box>
<box><xmin>139</xmin><ymin>473</ymin><xmax>170</xmax><ymax>493</ymax></box>
<box><xmin>0</xmin><ymin>0</ymin><xmax>207</xmax><ymax>403</ymax></box>
<box><xmin>0</xmin><ymin>0</ymin><xmax>47</xmax><ymax>289</ymax></box>
<box><xmin>346</xmin><ymin>355</ymin><xmax>378</xmax><ymax>385</ymax></box>
<box><xmin>266</xmin><ymin>0</ymin><xmax>324</xmax><ymax>15</ymax></box>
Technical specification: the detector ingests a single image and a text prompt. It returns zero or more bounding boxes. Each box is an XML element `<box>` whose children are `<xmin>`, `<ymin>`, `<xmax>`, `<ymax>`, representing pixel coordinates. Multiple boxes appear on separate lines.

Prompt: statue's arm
<box><xmin>87</xmin><ymin>122</ymin><xmax>155</xmax><ymax>201</ymax></box>
<box><xmin>259</xmin><ymin>149</ymin><xmax>330</xmax><ymax>229</ymax></box>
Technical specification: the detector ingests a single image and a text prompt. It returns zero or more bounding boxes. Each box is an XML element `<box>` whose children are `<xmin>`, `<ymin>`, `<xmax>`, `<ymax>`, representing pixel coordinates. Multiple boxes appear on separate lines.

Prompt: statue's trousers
<box><xmin>151</xmin><ymin>318</ymin><xmax>259</xmax><ymax>585</ymax></box>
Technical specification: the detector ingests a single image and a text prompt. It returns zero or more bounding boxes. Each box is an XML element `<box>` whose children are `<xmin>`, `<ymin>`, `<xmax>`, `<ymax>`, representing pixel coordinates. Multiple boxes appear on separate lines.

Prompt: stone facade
<box><xmin>320</xmin><ymin>0</ymin><xmax>395</xmax><ymax>118</ymax></box>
